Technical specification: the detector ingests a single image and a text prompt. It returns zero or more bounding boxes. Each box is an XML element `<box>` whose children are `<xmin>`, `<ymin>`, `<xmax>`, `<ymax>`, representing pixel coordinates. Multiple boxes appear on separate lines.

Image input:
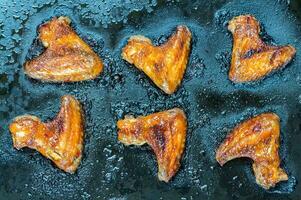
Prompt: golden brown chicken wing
<box><xmin>228</xmin><ymin>15</ymin><xmax>296</xmax><ymax>82</ymax></box>
<box><xmin>117</xmin><ymin>108</ymin><xmax>187</xmax><ymax>182</ymax></box>
<box><xmin>122</xmin><ymin>26</ymin><xmax>191</xmax><ymax>94</ymax></box>
<box><xmin>9</xmin><ymin>95</ymin><xmax>84</xmax><ymax>173</ymax></box>
<box><xmin>216</xmin><ymin>113</ymin><xmax>288</xmax><ymax>189</ymax></box>
<box><xmin>24</xmin><ymin>16</ymin><xmax>103</xmax><ymax>82</ymax></box>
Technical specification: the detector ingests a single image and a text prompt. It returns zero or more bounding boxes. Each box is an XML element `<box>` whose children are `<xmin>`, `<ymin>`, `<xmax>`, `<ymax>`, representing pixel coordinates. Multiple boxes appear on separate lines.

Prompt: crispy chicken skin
<box><xmin>9</xmin><ymin>95</ymin><xmax>84</xmax><ymax>173</ymax></box>
<box><xmin>24</xmin><ymin>17</ymin><xmax>103</xmax><ymax>82</ymax></box>
<box><xmin>228</xmin><ymin>15</ymin><xmax>296</xmax><ymax>82</ymax></box>
<box><xmin>122</xmin><ymin>26</ymin><xmax>191</xmax><ymax>94</ymax></box>
<box><xmin>216</xmin><ymin>113</ymin><xmax>288</xmax><ymax>189</ymax></box>
<box><xmin>117</xmin><ymin>108</ymin><xmax>187</xmax><ymax>182</ymax></box>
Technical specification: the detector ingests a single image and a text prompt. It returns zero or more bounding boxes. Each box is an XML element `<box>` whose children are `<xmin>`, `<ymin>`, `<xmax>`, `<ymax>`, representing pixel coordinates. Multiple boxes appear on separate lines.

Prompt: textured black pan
<box><xmin>0</xmin><ymin>0</ymin><xmax>301</xmax><ymax>199</ymax></box>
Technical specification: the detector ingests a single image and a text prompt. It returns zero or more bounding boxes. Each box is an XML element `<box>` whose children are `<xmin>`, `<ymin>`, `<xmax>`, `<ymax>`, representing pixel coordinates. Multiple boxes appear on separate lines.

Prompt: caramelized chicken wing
<box><xmin>24</xmin><ymin>17</ymin><xmax>103</xmax><ymax>82</ymax></box>
<box><xmin>9</xmin><ymin>95</ymin><xmax>84</xmax><ymax>173</ymax></box>
<box><xmin>117</xmin><ymin>108</ymin><xmax>187</xmax><ymax>182</ymax></box>
<box><xmin>228</xmin><ymin>15</ymin><xmax>296</xmax><ymax>82</ymax></box>
<box><xmin>122</xmin><ymin>26</ymin><xmax>191</xmax><ymax>94</ymax></box>
<box><xmin>216</xmin><ymin>113</ymin><xmax>288</xmax><ymax>189</ymax></box>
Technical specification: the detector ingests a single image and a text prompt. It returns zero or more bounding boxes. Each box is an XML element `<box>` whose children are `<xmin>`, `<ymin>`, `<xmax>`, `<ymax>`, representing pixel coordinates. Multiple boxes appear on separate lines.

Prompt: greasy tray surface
<box><xmin>0</xmin><ymin>0</ymin><xmax>301</xmax><ymax>199</ymax></box>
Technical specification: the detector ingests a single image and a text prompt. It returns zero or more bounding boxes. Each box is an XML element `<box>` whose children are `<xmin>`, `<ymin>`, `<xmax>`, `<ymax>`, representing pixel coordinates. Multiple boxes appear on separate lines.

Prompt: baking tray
<box><xmin>0</xmin><ymin>0</ymin><xmax>301</xmax><ymax>199</ymax></box>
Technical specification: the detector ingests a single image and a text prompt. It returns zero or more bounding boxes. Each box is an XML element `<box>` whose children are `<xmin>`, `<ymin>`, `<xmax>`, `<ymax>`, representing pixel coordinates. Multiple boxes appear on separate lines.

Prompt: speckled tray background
<box><xmin>0</xmin><ymin>0</ymin><xmax>301</xmax><ymax>199</ymax></box>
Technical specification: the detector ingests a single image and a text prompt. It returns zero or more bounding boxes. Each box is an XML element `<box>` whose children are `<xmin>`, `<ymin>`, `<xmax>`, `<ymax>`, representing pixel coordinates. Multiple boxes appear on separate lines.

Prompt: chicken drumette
<box><xmin>228</xmin><ymin>15</ymin><xmax>296</xmax><ymax>82</ymax></box>
<box><xmin>216</xmin><ymin>113</ymin><xmax>288</xmax><ymax>189</ymax></box>
<box><xmin>122</xmin><ymin>26</ymin><xmax>191</xmax><ymax>94</ymax></box>
<box><xmin>24</xmin><ymin>17</ymin><xmax>103</xmax><ymax>82</ymax></box>
<box><xmin>9</xmin><ymin>95</ymin><xmax>84</xmax><ymax>173</ymax></box>
<box><xmin>117</xmin><ymin>108</ymin><xmax>187</xmax><ymax>182</ymax></box>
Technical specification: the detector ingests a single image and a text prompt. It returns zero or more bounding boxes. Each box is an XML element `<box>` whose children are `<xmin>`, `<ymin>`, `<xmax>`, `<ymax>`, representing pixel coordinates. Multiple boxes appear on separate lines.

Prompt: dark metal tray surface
<box><xmin>0</xmin><ymin>0</ymin><xmax>301</xmax><ymax>199</ymax></box>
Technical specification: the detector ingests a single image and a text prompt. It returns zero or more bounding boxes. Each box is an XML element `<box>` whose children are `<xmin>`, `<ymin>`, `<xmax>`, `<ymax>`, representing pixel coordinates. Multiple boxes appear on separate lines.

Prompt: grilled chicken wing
<box><xmin>24</xmin><ymin>17</ymin><xmax>103</xmax><ymax>82</ymax></box>
<box><xmin>9</xmin><ymin>95</ymin><xmax>84</xmax><ymax>173</ymax></box>
<box><xmin>216</xmin><ymin>113</ymin><xmax>288</xmax><ymax>189</ymax></box>
<box><xmin>122</xmin><ymin>26</ymin><xmax>191</xmax><ymax>94</ymax></box>
<box><xmin>117</xmin><ymin>108</ymin><xmax>187</xmax><ymax>182</ymax></box>
<box><xmin>228</xmin><ymin>15</ymin><xmax>296</xmax><ymax>82</ymax></box>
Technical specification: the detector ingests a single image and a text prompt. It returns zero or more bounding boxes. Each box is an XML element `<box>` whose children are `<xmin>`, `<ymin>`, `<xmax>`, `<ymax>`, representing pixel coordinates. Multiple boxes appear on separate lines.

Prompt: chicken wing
<box><xmin>228</xmin><ymin>15</ymin><xmax>296</xmax><ymax>82</ymax></box>
<box><xmin>122</xmin><ymin>26</ymin><xmax>191</xmax><ymax>94</ymax></box>
<box><xmin>24</xmin><ymin>17</ymin><xmax>103</xmax><ymax>82</ymax></box>
<box><xmin>117</xmin><ymin>108</ymin><xmax>187</xmax><ymax>182</ymax></box>
<box><xmin>216</xmin><ymin>113</ymin><xmax>288</xmax><ymax>189</ymax></box>
<box><xmin>9</xmin><ymin>95</ymin><xmax>84</xmax><ymax>173</ymax></box>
